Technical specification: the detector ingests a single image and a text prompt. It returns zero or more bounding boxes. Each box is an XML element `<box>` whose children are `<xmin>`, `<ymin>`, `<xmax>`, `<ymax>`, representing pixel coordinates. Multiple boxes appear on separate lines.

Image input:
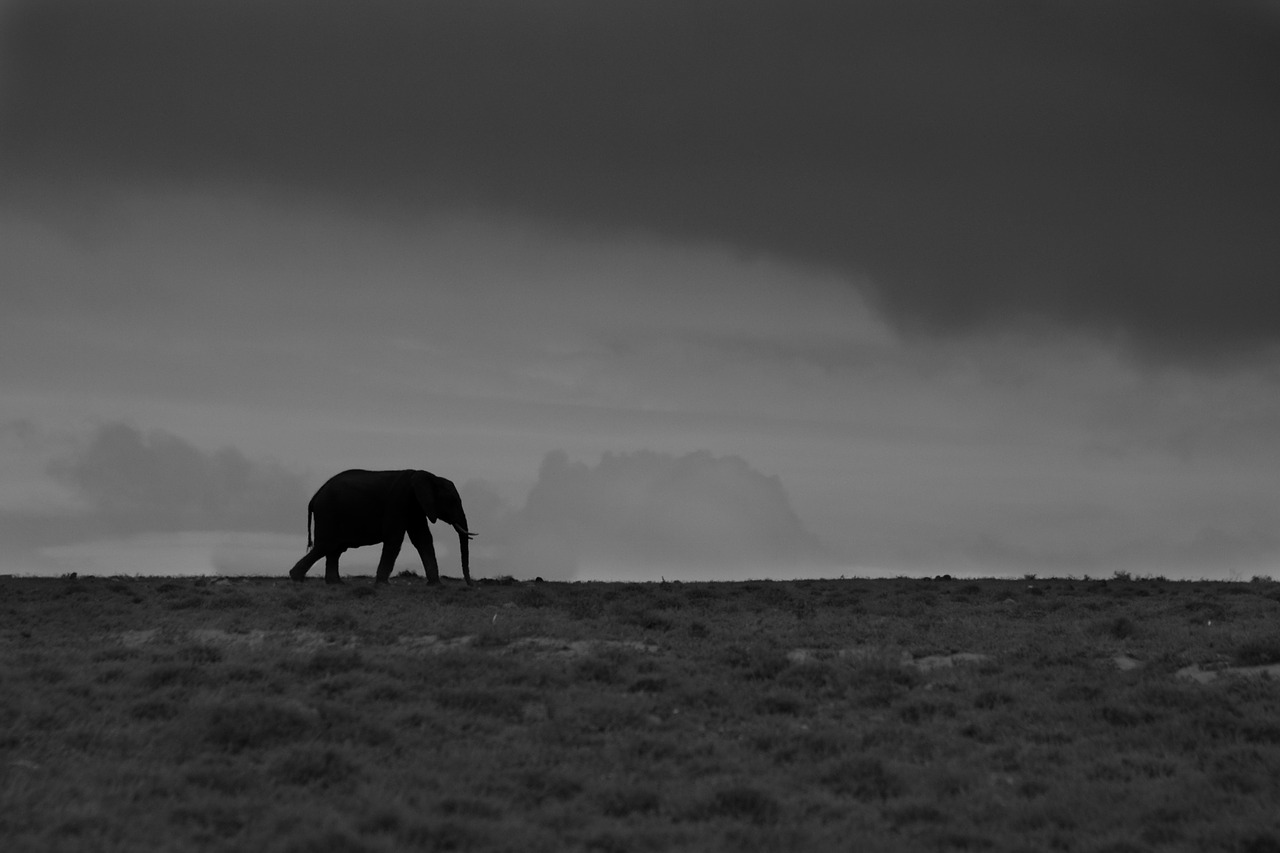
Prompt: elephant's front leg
<box><xmin>406</xmin><ymin>519</ymin><xmax>440</xmax><ymax>584</ymax></box>
<box><xmin>324</xmin><ymin>551</ymin><xmax>343</xmax><ymax>585</ymax></box>
<box><xmin>374</xmin><ymin>535</ymin><xmax>405</xmax><ymax>584</ymax></box>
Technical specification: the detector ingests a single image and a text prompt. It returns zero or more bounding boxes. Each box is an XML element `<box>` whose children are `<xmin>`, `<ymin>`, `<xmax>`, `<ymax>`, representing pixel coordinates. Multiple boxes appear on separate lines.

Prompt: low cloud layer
<box><xmin>488</xmin><ymin>450</ymin><xmax>830</xmax><ymax>579</ymax></box>
<box><xmin>14</xmin><ymin>422</ymin><xmax>827</xmax><ymax>580</ymax></box>
<box><xmin>48</xmin><ymin>422</ymin><xmax>309</xmax><ymax>536</ymax></box>
<box><xmin>4</xmin><ymin>1</ymin><xmax>1278</xmax><ymax>359</ymax></box>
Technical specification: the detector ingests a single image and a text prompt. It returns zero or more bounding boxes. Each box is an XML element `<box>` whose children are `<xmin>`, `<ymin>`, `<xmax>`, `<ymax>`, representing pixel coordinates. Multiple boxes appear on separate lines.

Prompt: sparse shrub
<box><xmin>584</xmin><ymin>831</ymin><xmax>648</xmax><ymax>853</ymax></box>
<box><xmin>26</xmin><ymin>665</ymin><xmax>68</xmax><ymax>684</ymax></box>
<box><xmin>177</xmin><ymin>643</ymin><xmax>223</xmax><ymax>664</ymax></box>
<box><xmin>205</xmin><ymin>699</ymin><xmax>316</xmax><ymax>752</ymax></box>
<box><xmin>516</xmin><ymin>585</ymin><xmax>550</xmax><ymax>607</ymax></box>
<box><xmin>300</xmin><ymin>649</ymin><xmax>364</xmax><ymax>675</ymax></box>
<box><xmin>130</xmin><ymin>699</ymin><xmax>179</xmax><ymax>721</ymax></box>
<box><xmin>1108</xmin><ymin>616</ymin><xmax>1136</xmax><ymax>639</ymax></box>
<box><xmin>598</xmin><ymin>785</ymin><xmax>661</xmax><ymax>817</ymax></box>
<box><xmin>925</xmin><ymin>767</ymin><xmax>974</xmax><ymax>799</ymax></box>
<box><xmin>282</xmin><ymin>829</ymin><xmax>374</xmax><ymax>853</ymax></box>
<box><xmin>1234</xmin><ymin>638</ymin><xmax>1280</xmax><ymax>666</ymax></box>
<box><xmin>778</xmin><ymin>659</ymin><xmax>842</xmax><ymax>693</ymax></box>
<box><xmin>91</xmin><ymin>648</ymin><xmax>139</xmax><ymax>663</ymax></box>
<box><xmin>167</xmin><ymin>804</ymin><xmax>245</xmax><ymax>839</ymax></box>
<box><xmin>766</xmin><ymin>728</ymin><xmax>855</xmax><ymax>765</ymax></box>
<box><xmin>622</xmin><ymin>735</ymin><xmax>681</xmax><ymax>762</ymax></box>
<box><xmin>402</xmin><ymin>820</ymin><xmax>485</xmax><ymax>851</ymax></box>
<box><xmin>141</xmin><ymin>662</ymin><xmax>205</xmax><ymax>690</ymax></box>
<box><xmin>183</xmin><ymin>761</ymin><xmax>260</xmax><ymax>796</ymax></box>
<box><xmin>693</xmin><ymin>785</ymin><xmax>781</xmax><ymax>825</ymax></box>
<box><xmin>627</xmin><ymin>676</ymin><xmax>666</xmax><ymax>694</ymax></box>
<box><xmin>822</xmin><ymin>757</ymin><xmax>904</xmax><ymax>801</ymax></box>
<box><xmin>271</xmin><ymin>746</ymin><xmax>360</xmax><ymax>787</ymax></box>
<box><xmin>572</xmin><ymin>695</ymin><xmax>650</xmax><ymax>732</ymax></box>
<box><xmin>207</xmin><ymin>591</ymin><xmax>253</xmax><ymax>609</ymax></box>
<box><xmin>518</xmin><ymin>769</ymin><xmax>583</xmax><ymax>805</ymax></box>
<box><xmin>223</xmin><ymin>665</ymin><xmax>267</xmax><ymax>683</ymax></box>
<box><xmin>719</xmin><ymin>644</ymin><xmax>790</xmax><ymax>680</ymax></box>
<box><xmin>471</xmin><ymin>625</ymin><xmax>514</xmax><ymax>648</ymax></box>
<box><xmin>973</xmin><ymin>689</ymin><xmax>1015</xmax><ymax>710</ymax></box>
<box><xmin>617</xmin><ymin>607</ymin><xmax>674</xmax><ymax>632</ymax></box>
<box><xmin>314</xmin><ymin>703</ymin><xmax>396</xmax><ymax>747</ymax></box>
<box><xmin>889</xmin><ymin>802</ymin><xmax>947</xmax><ymax>827</ymax></box>
<box><xmin>356</xmin><ymin>809</ymin><xmax>403</xmax><ymax>835</ymax></box>
<box><xmin>899</xmin><ymin>700</ymin><xmax>957</xmax><ymax>723</ymax></box>
<box><xmin>1240</xmin><ymin>833</ymin><xmax>1280</xmax><ymax>853</ymax></box>
<box><xmin>439</xmin><ymin>798</ymin><xmax>502</xmax><ymax>819</ymax></box>
<box><xmin>1185</xmin><ymin>599</ymin><xmax>1228</xmax><ymax>622</ymax></box>
<box><xmin>757</xmin><ymin>692</ymin><xmax>806</xmax><ymax>715</ymax></box>
<box><xmin>362</xmin><ymin>681</ymin><xmax>405</xmax><ymax>702</ymax></box>
<box><xmin>1093</xmin><ymin>842</ymin><xmax>1152</xmax><ymax>853</ymax></box>
<box><xmin>316</xmin><ymin>611</ymin><xmax>359</xmax><ymax>632</ymax></box>
<box><xmin>433</xmin><ymin>687</ymin><xmax>527</xmax><ymax>721</ymax></box>
<box><xmin>93</xmin><ymin>667</ymin><xmax>127</xmax><ymax>684</ymax></box>
<box><xmin>1098</xmin><ymin>705</ymin><xmax>1156</xmax><ymax>727</ymax></box>
<box><xmin>573</xmin><ymin>655</ymin><xmax>620</xmax><ymax>683</ymax></box>
<box><xmin>851</xmin><ymin>662</ymin><xmax>919</xmax><ymax>708</ymax></box>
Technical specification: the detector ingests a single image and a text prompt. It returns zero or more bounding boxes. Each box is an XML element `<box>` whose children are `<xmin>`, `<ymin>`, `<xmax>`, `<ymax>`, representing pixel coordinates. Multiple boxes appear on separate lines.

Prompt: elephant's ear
<box><xmin>410</xmin><ymin>472</ymin><xmax>440</xmax><ymax>523</ymax></box>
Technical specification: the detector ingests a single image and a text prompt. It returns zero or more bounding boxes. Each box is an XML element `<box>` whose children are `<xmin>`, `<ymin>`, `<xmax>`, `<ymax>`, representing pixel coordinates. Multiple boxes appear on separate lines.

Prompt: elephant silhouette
<box><xmin>289</xmin><ymin>469</ymin><xmax>476</xmax><ymax>585</ymax></box>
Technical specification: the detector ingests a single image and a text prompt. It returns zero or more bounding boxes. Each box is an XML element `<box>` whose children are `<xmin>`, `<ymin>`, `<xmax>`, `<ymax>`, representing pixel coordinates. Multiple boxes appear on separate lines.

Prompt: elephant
<box><xmin>288</xmin><ymin>469</ymin><xmax>476</xmax><ymax>586</ymax></box>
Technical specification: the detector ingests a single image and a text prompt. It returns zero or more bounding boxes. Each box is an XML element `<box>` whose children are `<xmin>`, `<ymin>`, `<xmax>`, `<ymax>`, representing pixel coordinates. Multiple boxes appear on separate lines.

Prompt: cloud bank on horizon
<box><xmin>5</xmin><ymin>422</ymin><xmax>828</xmax><ymax>580</ymax></box>
<box><xmin>484</xmin><ymin>449</ymin><xmax>832</xmax><ymax>580</ymax></box>
<box><xmin>49</xmin><ymin>423</ymin><xmax>308</xmax><ymax>536</ymax></box>
<box><xmin>4</xmin><ymin>0</ymin><xmax>1279</xmax><ymax>359</ymax></box>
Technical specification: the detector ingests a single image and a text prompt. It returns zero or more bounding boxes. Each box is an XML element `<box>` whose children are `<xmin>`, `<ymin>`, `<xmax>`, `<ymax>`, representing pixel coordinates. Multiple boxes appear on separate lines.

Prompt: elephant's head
<box><xmin>410</xmin><ymin>471</ymin><xmax>477</xmax><ymax>584</ymax></box>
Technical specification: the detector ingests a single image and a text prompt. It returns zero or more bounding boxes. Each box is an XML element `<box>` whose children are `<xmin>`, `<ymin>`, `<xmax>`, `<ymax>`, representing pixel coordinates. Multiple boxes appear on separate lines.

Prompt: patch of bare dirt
<box><xmin>114</xmin><ymin>629</ymin><xmax>658</xmax><ymax>658</ymax></box>
<box><xmin>1175</xmin><ymin>662</ymin><xmax>1280</xmax><ymax>684</ymax></box>
<box><xmin>787</xmin><ymin>647</ymin><xmax>991</xmax><ymax>670</ymax></box>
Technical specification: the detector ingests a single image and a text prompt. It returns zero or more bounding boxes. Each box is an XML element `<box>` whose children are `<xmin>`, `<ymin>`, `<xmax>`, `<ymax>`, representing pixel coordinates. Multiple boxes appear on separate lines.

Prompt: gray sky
<box><xmin>2</xmin><ymin>0</ymin><xmax>1279</xmax><ymax>580</ymax></box>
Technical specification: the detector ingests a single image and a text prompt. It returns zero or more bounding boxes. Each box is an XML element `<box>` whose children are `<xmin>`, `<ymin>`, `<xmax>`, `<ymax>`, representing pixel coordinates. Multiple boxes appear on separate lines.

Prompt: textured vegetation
<box><xmin>3</xmin><ymin>573</ymin><xmax>1280</xmax><ymax>852</ymax></box>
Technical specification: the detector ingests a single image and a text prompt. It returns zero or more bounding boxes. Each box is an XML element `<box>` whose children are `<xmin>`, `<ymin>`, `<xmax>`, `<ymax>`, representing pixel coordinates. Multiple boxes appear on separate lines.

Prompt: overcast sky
<box><xmin>3</xmin><ymin>0</ymin><xmax>1279</xmax><ymax>580</ymax></box>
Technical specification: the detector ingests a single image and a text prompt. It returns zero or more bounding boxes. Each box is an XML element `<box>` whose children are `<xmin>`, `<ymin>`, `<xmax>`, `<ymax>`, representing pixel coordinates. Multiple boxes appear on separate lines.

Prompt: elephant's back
<box><xmin>311</xmin><ymin>469</ymin><xmax>409</xmax><ymax>546</ymax></box>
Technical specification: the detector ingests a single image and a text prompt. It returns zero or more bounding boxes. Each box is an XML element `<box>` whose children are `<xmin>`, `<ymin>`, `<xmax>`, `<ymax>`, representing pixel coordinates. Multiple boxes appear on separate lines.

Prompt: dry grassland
<box><xmin>3</xmin><ymin>573</ymin><xmax>1280</xmax><ymax>852</ymax></box>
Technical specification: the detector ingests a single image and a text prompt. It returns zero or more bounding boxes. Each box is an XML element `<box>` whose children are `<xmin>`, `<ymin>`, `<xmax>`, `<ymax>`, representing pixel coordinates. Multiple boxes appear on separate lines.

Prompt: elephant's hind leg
<box><xmin>289</xmin><ymin>547</ymin><xmax>324</xmax><ymax>582</ymax></box>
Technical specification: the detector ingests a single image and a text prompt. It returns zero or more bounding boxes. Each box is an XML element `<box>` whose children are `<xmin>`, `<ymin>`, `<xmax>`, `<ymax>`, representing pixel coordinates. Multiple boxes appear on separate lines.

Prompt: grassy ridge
<box><xmin>3</xmin><ymin>574</ymin><xmax>1280</xmax><ymax>852</ymax></box>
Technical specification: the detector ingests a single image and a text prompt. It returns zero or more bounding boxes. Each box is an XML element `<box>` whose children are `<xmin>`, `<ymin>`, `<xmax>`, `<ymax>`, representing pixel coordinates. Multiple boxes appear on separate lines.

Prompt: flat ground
<box><xmin>3</xmin><ymin>573</ymin><xmax>1280</xmax><ymax>852</ymax></box>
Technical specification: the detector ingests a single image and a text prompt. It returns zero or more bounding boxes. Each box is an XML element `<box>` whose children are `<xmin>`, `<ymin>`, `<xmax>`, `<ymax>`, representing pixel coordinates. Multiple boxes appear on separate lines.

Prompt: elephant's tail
<box><xmin>306</xmin><ymin>505</ymin><xmax>313</xmax><ymax>549</ymax></box>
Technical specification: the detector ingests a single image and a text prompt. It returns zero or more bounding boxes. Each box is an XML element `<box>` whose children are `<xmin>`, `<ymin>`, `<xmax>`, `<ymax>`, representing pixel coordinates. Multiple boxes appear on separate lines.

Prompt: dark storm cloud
<box><xmin>491</xmin><ymin>450</ymin><xmax>828</xmax><ymax>578</ymax></box>
<box><xmin>48</xmin><ymin>422</ymin><xmax>309</xmax><ymax>535</ymax></box>
<box><xmin>4</xmin><ymin>0</ymin><xmax>1279</xmax><ymax>356</ymax></box>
